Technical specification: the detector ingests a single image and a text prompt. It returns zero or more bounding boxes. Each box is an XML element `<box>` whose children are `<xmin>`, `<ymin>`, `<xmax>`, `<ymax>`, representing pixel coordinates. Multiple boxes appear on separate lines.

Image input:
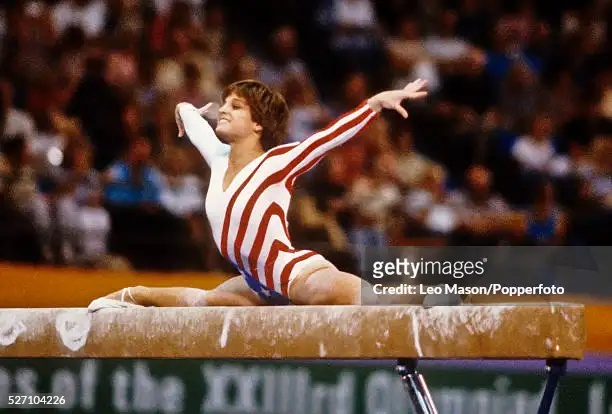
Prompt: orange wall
<box><xmin>584</xmin><ymin>305</ymin><xmax>612</xmax><ymax>354</ymax></box>
<box><xmin>0</xmin><ymin>264</ymin><xmax>230</xmax><ymax>308</ymax></box>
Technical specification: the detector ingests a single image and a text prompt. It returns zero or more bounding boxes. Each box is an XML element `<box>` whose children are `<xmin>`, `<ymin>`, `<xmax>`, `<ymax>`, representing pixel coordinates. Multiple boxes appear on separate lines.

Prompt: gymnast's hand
<box><xmin>366</xmin><ymin>79</ymin><xmax>428</xmax><ymax>118</ymax></box>
<box><xmin>87</xmin><ymin>287</ymin><xmax>144</xmax><ymax>313</ymax></box>
<box><xmin>175</xmin><ymin>102</ymin><xmax>215</xmax><ymax>137</ymax></box>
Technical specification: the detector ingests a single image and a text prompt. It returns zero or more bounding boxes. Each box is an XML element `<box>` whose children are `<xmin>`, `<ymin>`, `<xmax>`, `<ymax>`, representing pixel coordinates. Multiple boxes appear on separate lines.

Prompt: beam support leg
<box><xmin>537</xmin><ymin>359</ymin><xmax>567</xmax><ymax>414</ymax></box>
<box><xmin>396</xmin><ymin>358</ymin><xmax>438</xmax><ymax>414</ymax></box>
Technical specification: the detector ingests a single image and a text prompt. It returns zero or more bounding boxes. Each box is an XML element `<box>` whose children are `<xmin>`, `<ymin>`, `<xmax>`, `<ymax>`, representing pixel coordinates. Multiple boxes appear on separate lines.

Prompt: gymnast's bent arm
<box><xmin>281</xmin><ymin>79</ymin><xmax>429</xmax><ymax>177</ymax></box>
<box><xmin>176</xmin><ymin>103</ymin><xmax>230</xmax><ymax>165</ymax></box>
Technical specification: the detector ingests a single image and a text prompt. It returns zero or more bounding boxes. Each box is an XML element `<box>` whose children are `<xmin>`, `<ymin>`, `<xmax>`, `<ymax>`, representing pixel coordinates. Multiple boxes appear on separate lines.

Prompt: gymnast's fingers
<box><xmin>197</xmin><ymin>102</ymin><xmax>214</xmax><ymax>115</ymax></box>
<box><xmin>394</xmin><ymin>103</ymin><xmax>409</xmax><ymax>119</ymax></box>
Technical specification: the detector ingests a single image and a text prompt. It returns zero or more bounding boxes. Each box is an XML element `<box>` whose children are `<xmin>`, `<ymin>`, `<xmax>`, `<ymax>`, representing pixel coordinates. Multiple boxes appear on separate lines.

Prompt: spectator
<box><xmin>51</xmin><ymin>0</ymin><xmax>107</xmax><ymax>39</ymax></box>
<box><xmin>327</xmin><ymin>0</ymin><xmax>383</xmax><ymax>75</ymax></box>
<box><xmin>54</xmin><ymin>26</ymin><xmax>87</xmax><ymax>86</ymax></box>
<box><xmin>219</xmin><ymin>36</ymin><xmax>252</xmax><ymax>84</ymax></box>
<box><xmin>56</xmin><ymin>143</ymin><xmax>102</xmax><ymax>262</ymax></box>
<box><xmin>448</xmin><ymin>165</ymin><xmax>508</xmax><ymax>215</ymax></box>
<box><xmin>1</xmin><ymin>79</ymin><xmax>36</xmax><ymax>144</ymax></box>
<box><xmin>175</xmin><ymin>61</ymin><xmax>211</xmax><ymax>109</ymax></box>
<box><xmin>66</xmin><ymin>55</ymin><xmax>129</xmax><ymax>170</ymax></box>
<box><xmin>543</xmin><ymin>69</ymin><xmax>576</xmax><ymax>127</ymax></box>
<box><xmin>404</xmin><ymin>163</ymin><xmax>455</xmax><ymax>236</ymax></box>
<box><xmin>447</xmin><ymin>164</ymin><xmax>517</xmax><ymax>242</ymax></box>
<box><xmin>424</xmin><ymin>9</ymin><xmax>478</xmax><ymax>71</ymax></box>
<box><xmin>154</xmin><ymin>22</ymin><xmax>218</xmax><ymax>103</ymax></box>
<box><xmin>395</xmin><ymin>130</ymin><xmax>445</xmax><ymax>190</ymax></box>
<box><xmin>74</xmin><ymin>186</ymin><xmax>130</xmax><ymax>269</ymax></box>
<box><xmin>202</xmin><ymin>5</ymin><xmax>226</xmax><ymax>63</ymax></box>
<box><xmin>153</xmin><ymin>0</ymin><xmax>205</xmax><ymax>19</ymax></box>
<box><xmin>259</xmin><ymin>26</ymin><xmax>310</xmax><ymax>90</ymax></box>
<box><xmin>150</xmin><ymin>0</ymin><xmax>201</xmax><ymax>55</ymax></box>
<box><xmin>385</xmin><ymin>15</ymin><xmax>439</xmax><ymax>92</ymax></box>
<box><xmin>345</xmin><ymin>152</ymin><xmax>402</xmax><ymax>271</ymax></box>
<box><xmin>283</xmin><ymin>74</ymin><xmax>331</xmax><ymax>144</ymax></box>
<box><xmin>311</xmin><ymin>153</ymin><xmax>353</xmax><ymax>232</ymax></box>
<box><xmin>103</xmin><ymin>136</ymin><xmax>163</xmax><ymax>208</ymax></box>
<box><xmin>335</xmin><ymin>71</ymin><xmax>369</xmax><ymax>113</ymax></box>
<box><xmin>0</xmin><ymin>152</ymin><xmax>44</xmax><ymax>263</ymax></box>
<box><xmin>56</xmin><ymin>142</ymin><xmax>129</xmax><ymax>269</ymax></box>
<box><xmin>159</xmin><ymin>145</ymin><xmax>204</xmax><ymax>218</ymax></box>
<box><xmin>1</xmin><ymin>134</ymin><xmax>52</xmax><ymax>260</ymax></box>
<box><xmin>331</xmin><ymin>0</ymin><xmax>379</xmax><ymax>43</ymax></box>
<box><xmin>104</xmin><ymin>0</ymin><xmax>143</xmax><ymax>38</ymax></box>
<box><xmin>222</xmin><ymin>55</ymin><xmax>260</xmax><ymax>86</ymax></box>
<box><xmin>484</xmin><ymin>18</ymin><xmax>542</xmax><ymax>84</ymax></box>
<box><xmin>599</xmin><ymin>64</ymin><xmax>612</xmax><ymax>112</ymax></box>
<box><xmin>440</xmin><ymin>49</ymin><xmax>496</xmax><ymax>115</ymax></box>
<box><xmin>522</xmin><ymin>179</ymin><xmax>567</xmax><ymax>245</ymax></box>
<box><xmin>17</xmin><ymin>1</ymin><xmax>58</xmax><ymax>80</ymax></box>
<box><xmin>105</xmin><ymin>47</ymin><xmax>139</xmax><ymax>94</ymax></box>
<box><xmin>511</xmin><ymin>112</ymin><xmax>571</xmax><ymax>178</ymax></box>
<box><xmin>577</xmin><ymin>136</ymin><xmax>612</xmax><ymax>209</ymax></box>
<box><xmin>18</xmin><ymin>73</ymin><xmax>76</xmax><ymax>182</ymax></box>
<box><xmin>498</xmin><ymin>60</ymin><xmax>542</xmax><ymax>129</ymax></box>
<box><xmin>291</xmin><ymin>188</ymin><xmax>350</xmax><ymax>253</ymax></box>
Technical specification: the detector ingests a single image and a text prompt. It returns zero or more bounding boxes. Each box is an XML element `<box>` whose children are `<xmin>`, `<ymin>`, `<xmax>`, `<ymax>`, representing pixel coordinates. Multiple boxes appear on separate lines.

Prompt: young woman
<box><xmin>89</xmin><ymin>78</ymin><xmax>428</xmax><ymax>310</ymax></box>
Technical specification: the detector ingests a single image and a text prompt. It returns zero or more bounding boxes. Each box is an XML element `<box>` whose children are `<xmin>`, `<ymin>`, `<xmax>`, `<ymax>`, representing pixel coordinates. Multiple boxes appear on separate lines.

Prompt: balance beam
<box><xmin>0</xmin><ymin>304</ymin><xmax>585</xmax><ymax>414</ymax></box>
<box><xmin>0</xmin><ymin>304</ymin><xmax>583</xmax><ymax>358</ymax></box>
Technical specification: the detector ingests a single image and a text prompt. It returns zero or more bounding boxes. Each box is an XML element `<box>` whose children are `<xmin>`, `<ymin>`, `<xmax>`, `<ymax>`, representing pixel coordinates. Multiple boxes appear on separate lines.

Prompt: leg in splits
<box><xmin>288</xmin><ymin>264</ymin><xmax>427</xmax><ymax>306</ymax></box>
<box><xmin>89</xmin><ymin>276</ymin><xmax>270</xmax><ymax>310</ymax></box>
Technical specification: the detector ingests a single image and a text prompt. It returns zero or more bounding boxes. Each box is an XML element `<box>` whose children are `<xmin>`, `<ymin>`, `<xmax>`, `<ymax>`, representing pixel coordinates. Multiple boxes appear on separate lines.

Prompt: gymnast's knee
<box><xmin>195</xmin><ymin>290</ymin><xmax>255</xmax><ymax>306</ymax></box>
<box><xmin>289</xmin><ymin>269</ymin><xmax>379</xmax><ymax>305</ymax></box>
<box><xmin>296</xmin><ymin>280</ymin><xmax>364</xmax><ymax>305</ymax></box>
<box><xmin>307</xmin><ymin>289</ymin><xmax>354</xmax><ymax>305</ymax></box>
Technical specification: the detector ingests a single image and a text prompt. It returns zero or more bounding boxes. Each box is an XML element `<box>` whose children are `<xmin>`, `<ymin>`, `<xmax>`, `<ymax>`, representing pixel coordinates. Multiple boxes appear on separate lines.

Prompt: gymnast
<box><xmin>89</xmin><ymin>78</ymin><xmax>428</xmax><ymax>311</ymax></box>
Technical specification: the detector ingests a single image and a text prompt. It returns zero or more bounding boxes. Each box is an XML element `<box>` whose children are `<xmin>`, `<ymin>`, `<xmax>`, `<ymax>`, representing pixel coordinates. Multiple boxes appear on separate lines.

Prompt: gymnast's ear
<box><xmin>254</xmin><ymin>123</ymin><xmax>263</xmax><ymax>134</ymax></box>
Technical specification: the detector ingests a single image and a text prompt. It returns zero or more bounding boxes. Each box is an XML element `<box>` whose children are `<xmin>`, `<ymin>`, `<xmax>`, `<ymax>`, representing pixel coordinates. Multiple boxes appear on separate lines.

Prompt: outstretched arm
<box><xmin>282</xmin><ymin>79</ymin><xmax>428</xmax><ymax>178</ymax></box>
<box><xmin>176</xmin><ymin>103</ymin><xmax>230</xmax><ymax>165</ymax></box>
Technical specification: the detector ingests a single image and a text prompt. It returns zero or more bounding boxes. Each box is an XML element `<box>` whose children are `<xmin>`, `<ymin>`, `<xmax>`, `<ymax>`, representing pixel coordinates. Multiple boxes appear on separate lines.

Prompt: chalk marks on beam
<box><xmin>411</xmin><ymin>315</ymin><xmax>423</xmax><ymax>358</ymax></box>
<box><xmin>0</xmin><ymin>309</ymin><xmax>93</xmax><ymax>351</ymax></box>
<box><xmin>219</xmin><ymin>308</ymin><xmax>236</xmax><ymax>349</ymax></box>
<box><xmin>319</xmin><ymin>342</ymin><xmax>327</xmax><ymax>357</ymax></box>
<box><xmin>55</xmin><ymin>310</ymin><xmax>92</xmax><ymax>352</ymax></box>
<box><xmin>0</xmin><ymin>312</ymin><xmax>26</xmax><ymax>346</ymax></box>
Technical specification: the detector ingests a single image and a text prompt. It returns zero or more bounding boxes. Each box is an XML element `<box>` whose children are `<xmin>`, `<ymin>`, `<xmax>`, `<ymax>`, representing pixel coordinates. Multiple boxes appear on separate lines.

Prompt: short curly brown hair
<box><xmin>222</xmin><ymin>80</ymin><xmax>289</xmax><ymax>151</ymax></box>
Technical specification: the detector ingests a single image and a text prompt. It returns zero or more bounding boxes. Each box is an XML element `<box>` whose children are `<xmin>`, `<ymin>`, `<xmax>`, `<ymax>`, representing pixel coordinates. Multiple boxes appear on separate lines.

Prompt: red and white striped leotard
<box><xmin>179</xmin><ymin>102</ymin><xmax>378</xmax><ymax>301</ymax></box>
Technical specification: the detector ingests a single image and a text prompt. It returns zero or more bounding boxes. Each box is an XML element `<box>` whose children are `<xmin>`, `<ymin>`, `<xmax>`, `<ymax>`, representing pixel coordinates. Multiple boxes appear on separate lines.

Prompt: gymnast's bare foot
<box><xmin>88</xmin><ymin>284</ymin><xmax>258</xmax><ymax>312</ymax></box>
<box><xmin>88</xmin><ymin>287</ymin><xmax>144</xmax><ymax>312</ymax></box>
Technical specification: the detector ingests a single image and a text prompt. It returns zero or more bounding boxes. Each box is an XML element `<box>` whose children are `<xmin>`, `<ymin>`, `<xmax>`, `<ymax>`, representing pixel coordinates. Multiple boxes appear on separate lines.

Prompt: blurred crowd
<box><xmin>0</xmin><ymin>0</ymin><xmax>610</xmax><ymax>274</ymax></box>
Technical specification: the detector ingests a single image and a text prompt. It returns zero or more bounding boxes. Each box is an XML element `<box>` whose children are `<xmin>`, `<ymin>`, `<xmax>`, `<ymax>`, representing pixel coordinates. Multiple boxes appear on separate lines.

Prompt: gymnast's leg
<box><xmin>288</xmin><ymin>265</ymin><xmax>424</xmax><ymax>306</ymax></box>
<box><xmin>90</xmin><ymin>276</ymin><xmax>268</xmax><ymax>309</ymax></box>
<box><xmin>288</xmin><ymin>267</ymin><xmax>365</xmax><ymax>305</ymax></box>
<box><xmin>127</xmin><ymin>286</ymin><xmax>257</xmax><ymax>306</ymax></box>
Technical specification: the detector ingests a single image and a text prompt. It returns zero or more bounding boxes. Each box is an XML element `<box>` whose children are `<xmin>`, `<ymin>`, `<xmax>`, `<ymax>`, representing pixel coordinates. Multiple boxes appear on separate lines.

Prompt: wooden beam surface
<box><xmin>0</xmin><ymin>304</ymin><xmax>584</xmax><ymax>359</ymax></box>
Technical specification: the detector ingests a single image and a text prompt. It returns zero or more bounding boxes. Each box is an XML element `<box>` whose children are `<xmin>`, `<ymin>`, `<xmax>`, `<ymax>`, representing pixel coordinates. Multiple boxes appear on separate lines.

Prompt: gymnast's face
<box><xmin>216</xmin><ymin>94</ymin><xmax>263</xmax><ymax>144</ymax></box>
